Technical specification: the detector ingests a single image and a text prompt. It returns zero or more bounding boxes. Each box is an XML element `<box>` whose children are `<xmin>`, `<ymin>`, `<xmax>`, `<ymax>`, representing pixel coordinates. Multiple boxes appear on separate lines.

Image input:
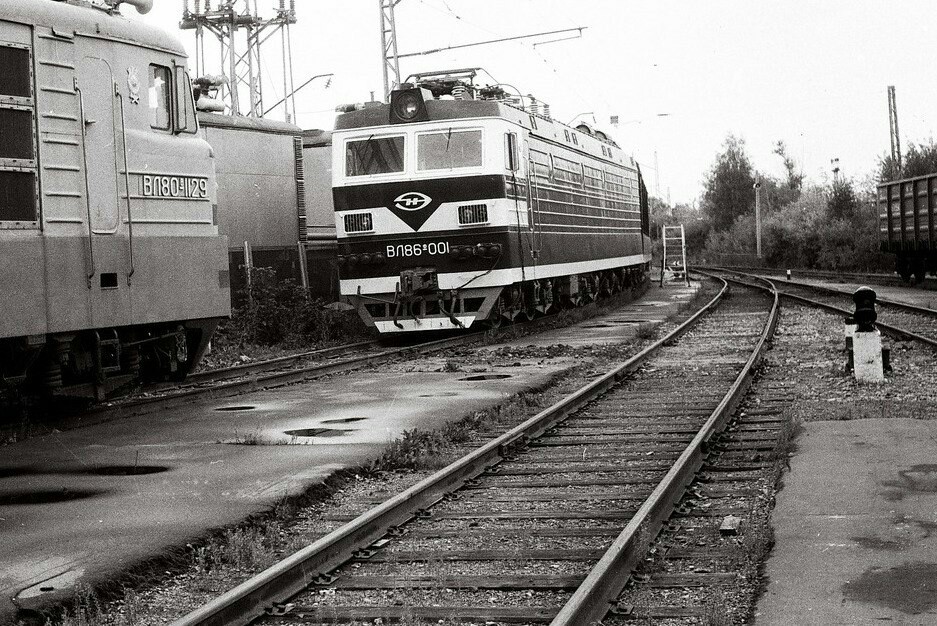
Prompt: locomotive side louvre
<box><xmin>1</xmin><ymin>0</ymin><xmax>230</xmax><ymax>399</ymax></box>
<box><xmin>332</xmin><ymin>92</ymin><xmax>651</xmax><ymax>333</ymax></box>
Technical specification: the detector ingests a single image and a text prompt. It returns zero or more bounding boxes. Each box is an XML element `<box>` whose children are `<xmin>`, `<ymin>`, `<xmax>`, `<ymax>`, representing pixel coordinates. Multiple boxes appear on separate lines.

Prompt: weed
<box><xmin>232</xmin><ymin>427</ymin><xmax>266</xmax><ymax>446</ymax></box>
<box><xmin>440</xmin><ymin>359</ymin><xmax>462</xmax><ymax>373</ymax></box>
<box><xmin>635</xmin><ymin>323</ymin><xmax>656</xmax><ymax>340</ymax></box>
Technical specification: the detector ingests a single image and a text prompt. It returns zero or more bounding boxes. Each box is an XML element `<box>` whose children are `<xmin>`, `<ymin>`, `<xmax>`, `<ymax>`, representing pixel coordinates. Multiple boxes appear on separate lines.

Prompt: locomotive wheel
<box><xmin>166</xmin><ymin>330</ymin><xmax>193</xmax><ymax>382</ymax></box>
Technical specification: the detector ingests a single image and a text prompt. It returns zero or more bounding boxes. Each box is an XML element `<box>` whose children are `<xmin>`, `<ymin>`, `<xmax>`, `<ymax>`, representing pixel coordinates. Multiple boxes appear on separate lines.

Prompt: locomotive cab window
<box><xmin>417</xmin><ymin>129</ymin><xmax>482</xmax><ymax>171</ymax></box>
<box><xmin>174</xmin><ymin>68</ymin><xmax>197</xmax><ymax>134</ymax></box>
<box><xmin>504</xmin><ymin>132</ymin><xmax>519</xmax><ymax>172</ymax></box>
<box><xmin>148</xmin><ymin>64</ymin><xmax>171</xmax><ymax>130</ymax></box>
<box><xmin>345</xmin><ymin>135</ymin><xmax>405</xmax><ymax>176</ymax></box>
<box><xmin>0</xmin><ymin>42</ymin><xmax>38</xmax><ymax>225</ymax></box>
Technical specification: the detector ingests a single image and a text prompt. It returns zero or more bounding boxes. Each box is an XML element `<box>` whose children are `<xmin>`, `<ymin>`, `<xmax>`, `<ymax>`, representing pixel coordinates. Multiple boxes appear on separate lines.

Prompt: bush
<box><xmin>218</xmin><ymin>267</ymin><xmax>367</xmax><ymax>348</ymax></box>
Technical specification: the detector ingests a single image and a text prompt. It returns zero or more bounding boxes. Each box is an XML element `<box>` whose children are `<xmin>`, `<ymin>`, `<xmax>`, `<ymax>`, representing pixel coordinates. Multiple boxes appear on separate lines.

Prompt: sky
<box><xmin>125</xmin><ymin>0</ymin><xmax>937</xmax><ymax>205</ymax></box>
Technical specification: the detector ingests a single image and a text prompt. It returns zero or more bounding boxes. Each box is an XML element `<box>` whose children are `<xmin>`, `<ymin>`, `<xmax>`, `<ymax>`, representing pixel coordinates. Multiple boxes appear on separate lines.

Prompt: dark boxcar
<box><xmin>878</xmin><ymin>173</ymin><xmax>937</xmax><ymax>282</ymax></box>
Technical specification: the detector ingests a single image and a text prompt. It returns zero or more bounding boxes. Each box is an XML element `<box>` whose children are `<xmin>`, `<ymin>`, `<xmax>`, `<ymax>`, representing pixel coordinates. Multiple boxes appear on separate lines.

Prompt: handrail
<box><xmin>75</xmin><ymin>78</ymin><xmax>95</xmax><ymax>288</ymax></box>
<box><xmin>116</xmin><ymin>87</ymin><xmax>135</xmax><ymax>284</ymax></box>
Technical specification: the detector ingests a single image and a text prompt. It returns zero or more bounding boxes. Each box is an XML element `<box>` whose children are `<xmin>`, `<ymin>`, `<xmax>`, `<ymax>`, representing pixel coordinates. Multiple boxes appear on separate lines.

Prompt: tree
<box><xmin>879</xmin><ymin>139</ymin><xmax>937</xmax><ymax>182</ymax></box>
<box><xmin>827</xmin><ymin>178</ymin><xmax>860</xmax><ymax>220</ymax></box>
<box><xmin>702</xmin><ymin>135</ymin><xmax>756</xmax><ymax>232</ymax></box>
<box><xmin>773</xmin><ymin>140</ymin><xmax>804</xmax><ymax>192</ymax></box>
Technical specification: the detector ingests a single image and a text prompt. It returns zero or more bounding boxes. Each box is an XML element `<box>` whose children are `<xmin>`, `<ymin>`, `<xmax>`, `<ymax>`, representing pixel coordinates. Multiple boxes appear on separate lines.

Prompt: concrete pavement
<box><xmin>756</xmin><ymin>419</ymin><xmax>937</xmax><ymax>625</ymax></box>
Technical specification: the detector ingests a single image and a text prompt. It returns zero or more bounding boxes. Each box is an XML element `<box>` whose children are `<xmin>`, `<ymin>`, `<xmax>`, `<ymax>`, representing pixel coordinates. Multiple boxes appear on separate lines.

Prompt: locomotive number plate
<box><xmin>141</xmin><ymin>175</ymin><xmax>208</xmax><ymax>199</ymax></box>
<box><xmin>386</xmin><ymin>241</ymin><xmax>450</xmax><ymax>258</ymax></box>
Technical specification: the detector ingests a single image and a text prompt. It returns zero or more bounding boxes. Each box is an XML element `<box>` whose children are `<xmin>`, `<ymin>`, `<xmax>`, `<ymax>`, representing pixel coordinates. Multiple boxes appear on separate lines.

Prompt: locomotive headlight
<box><xmin>399</xmin><ymin>95</ymin><xmax>420</xmax><ymax>118</ymax></box>
<box><xmin>389</xmin><ymin>87</ymin><xmax>430</xmax><ymax>124</ymax></box>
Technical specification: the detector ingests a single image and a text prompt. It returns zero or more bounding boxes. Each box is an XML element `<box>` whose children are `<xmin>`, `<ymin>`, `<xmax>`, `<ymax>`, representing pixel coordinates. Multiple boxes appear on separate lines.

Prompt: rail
<box><xmin>552</xmin><ymin>272</ymin><xmax>779</xmax><ymax>624</ymax></box>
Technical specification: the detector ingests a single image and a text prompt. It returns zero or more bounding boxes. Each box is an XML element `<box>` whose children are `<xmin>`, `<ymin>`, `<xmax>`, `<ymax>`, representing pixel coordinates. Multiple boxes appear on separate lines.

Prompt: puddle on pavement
<box><xmin>0</xmin><ymin>489</ymin><xmax>108</xmax><ymax>505</ymax></box>
<box><xmin>460</xmin><ymin>374</ymin><xmax>512</xmax><ymax>381</ymax></box>
<box><xmin>284</xmin><ymin>428</ymin><xmax>353</xmax><ymax>438</ymax></box>
<box><xmin>843</xmin><ymin>562</ymin><xmax>937</xmax><ymax>614</ymax></box>
<box><xmin>0</xmin><ymin>467</ymin><xmax>41</xmax><ymax>478</ymax></box>
<box><xmin>851</xmin><ymin>535</ymin><xmax>910</xmax><ymax>551</ymax></box>
<box><xmin>215</xmin><ymin>405</ymin><xmax>256</xmax><ymax>412</ymax></box>
<box><xmin>321</xmin><ymin>417</ymin><xmax>368</xmax><ymax>424</ymax></box>
<box><xmin>73</xmin><ymin>465</ymin><xmax>169</xmax><ymax>476</ymax></box>
<box><xmin>882</xmin><ymin>464</ymin><xmax>937</xmax><ymax>500</ymax></box>
<box><xmin>417</xmin><ymin>392</ymin><xmax>459</xmax><ymax>397</ymax></box>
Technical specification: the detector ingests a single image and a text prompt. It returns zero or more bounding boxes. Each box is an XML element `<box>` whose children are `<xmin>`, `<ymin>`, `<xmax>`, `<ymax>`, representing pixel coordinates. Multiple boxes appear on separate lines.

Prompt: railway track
<box><xmin>707</xmin><ymin>268</ymin><xmax>937</xmax><ymax>348</ymax></box>
<box><xmin>699</xmin><ymin>265</ymin><xmax>937</xmax><ymax>292</ymax></box>
<box><xmin>169</xmin><ymin>275</ymin><xmax>778</xmax><ymax>626</ymax></box>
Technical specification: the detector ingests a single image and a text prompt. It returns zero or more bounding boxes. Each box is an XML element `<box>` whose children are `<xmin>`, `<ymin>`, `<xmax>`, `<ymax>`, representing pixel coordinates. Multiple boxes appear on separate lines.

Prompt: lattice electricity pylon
<box><xmin>380</xmin><ymin>0</ymin><xmax>402</xmax><ymax>101</ymax></box>
<box><xmin>180</xmin><ymin>0</ymin><xmax>297</xmax><ymax>118</ymax></box>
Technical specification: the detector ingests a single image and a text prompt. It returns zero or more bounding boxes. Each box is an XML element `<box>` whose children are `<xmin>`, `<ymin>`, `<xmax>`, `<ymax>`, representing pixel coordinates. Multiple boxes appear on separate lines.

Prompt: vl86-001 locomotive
<box><xmin>332</xmin><ymin>69</ymin><xmax>651</xmax><ymax>333</ymax></box>
<box><xmin>0</xmin><ymin>0</ymin><xmax>230</xmax><ymax>400</ymax></box>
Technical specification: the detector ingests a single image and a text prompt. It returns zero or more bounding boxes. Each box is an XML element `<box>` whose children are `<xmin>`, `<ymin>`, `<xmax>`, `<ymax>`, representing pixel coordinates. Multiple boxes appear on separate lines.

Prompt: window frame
<box><xmin>415</xmin><ymin>127</ymin><xmax>484</xmax><ymax>173</ymax></box>
<box><xmin>147</xmin><ymin>63</ymin><xmax>173</xmax><ymax>132</ymax></box>
<box><xmin>0</xmin><ymin>41</ymin><xmax>39</xmax><ymax>228</ymax></box>
<box><xmin>504</xmin><ymin>132</ymin><xmax>519</xmax><ymax>172</ymax></box>
<box><xmin>344</xmin><ymin>134</ymin><xmax>407</xmax><ymax>178</ymax></box>
<box><xmin>173</xmin><ymin>66</ymin><xmax>198</xmax><ymax>135</ymax></box>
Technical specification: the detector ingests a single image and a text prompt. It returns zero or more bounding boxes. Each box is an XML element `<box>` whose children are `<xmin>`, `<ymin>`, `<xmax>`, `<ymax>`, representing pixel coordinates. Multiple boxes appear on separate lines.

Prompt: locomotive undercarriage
<box><xmin>353</xmin><ymin>264</ymin><xmax>648</xmax><ymax>332</ymax></box>
<box><xmin>894</xmin><ymin>250</ymin><xmax>936</xmax><ymax>283</ymax></box>
<box><xmin>0</xmin><ymin>319</ymin><xmax>218</xmax><ymax>401</ymax></box>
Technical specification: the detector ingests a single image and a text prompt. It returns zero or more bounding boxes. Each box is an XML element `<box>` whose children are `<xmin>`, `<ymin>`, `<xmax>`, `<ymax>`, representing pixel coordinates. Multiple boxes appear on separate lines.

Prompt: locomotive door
<box><xmin>78</xmin><ymin>57</ymin><xmax>120</xmax><ymax>235</ymax></box>
<box><xmin>77</xmin><ymin>56</ymin><xmax>130</xmax><ymax>328</ymax></box>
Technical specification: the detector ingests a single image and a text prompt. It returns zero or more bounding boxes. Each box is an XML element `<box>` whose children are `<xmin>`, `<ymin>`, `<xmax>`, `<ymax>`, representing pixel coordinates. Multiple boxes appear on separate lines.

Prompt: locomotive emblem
<box><xmin>394</xmin><ymin>192</ymin><xmax>432</xmax><ymax>212</ymax></box>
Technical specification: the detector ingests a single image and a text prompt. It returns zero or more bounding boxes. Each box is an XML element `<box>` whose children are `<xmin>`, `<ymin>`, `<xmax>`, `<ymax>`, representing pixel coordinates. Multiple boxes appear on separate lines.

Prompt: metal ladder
<box><xmin>660</xmin><ymin>224</ymin><xmax>690</xmax><ymax>287</ymax></box>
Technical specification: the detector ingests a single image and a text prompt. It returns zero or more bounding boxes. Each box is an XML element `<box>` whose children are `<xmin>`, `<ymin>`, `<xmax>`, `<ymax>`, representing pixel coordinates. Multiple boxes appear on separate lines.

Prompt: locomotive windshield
<box><xmin>417</xmin><ymin>129</ymin><xmax>482</xmax><ymax>171</ymax></box>
<box><xmin>346</xmin><ymin>135</ymin><xmax>405</xmax><ymax>176</ymax></box>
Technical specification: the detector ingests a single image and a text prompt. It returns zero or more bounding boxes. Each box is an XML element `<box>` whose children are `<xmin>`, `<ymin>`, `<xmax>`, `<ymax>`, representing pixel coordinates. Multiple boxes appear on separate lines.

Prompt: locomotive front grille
<box><xmin>343</xmin><ymin>212</ymin><xmax>373</xmax><ymax>233</ymax></box>
<box><xmin>458</xmin><ymin>203</ymin><xmax>488</xmax><ymax>225</ymax></box>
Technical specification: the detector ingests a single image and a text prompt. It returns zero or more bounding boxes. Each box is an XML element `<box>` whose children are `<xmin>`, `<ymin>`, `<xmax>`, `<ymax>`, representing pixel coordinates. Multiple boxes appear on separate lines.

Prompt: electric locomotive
<box><xmin>332</xmin><ymin>69</ymin><xmax>651</xmax><ymax>333</ymax></box>
<box><xmin>0</xmin><ymin>0</ymin><xmax>230</xmax><ymax>400</ymax></box>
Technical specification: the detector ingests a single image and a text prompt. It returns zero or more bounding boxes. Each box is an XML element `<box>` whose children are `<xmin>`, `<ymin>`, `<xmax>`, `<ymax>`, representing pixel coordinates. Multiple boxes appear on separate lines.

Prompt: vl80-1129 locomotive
<box><xmin>332</xmin><ymin>70</ymin><xmax>651</xmax><ymax>333</ymax></box>
<box><xmin>0</xmin><ymin>0</ymin><xmax>230</xmax><ymax>400</ymax></box>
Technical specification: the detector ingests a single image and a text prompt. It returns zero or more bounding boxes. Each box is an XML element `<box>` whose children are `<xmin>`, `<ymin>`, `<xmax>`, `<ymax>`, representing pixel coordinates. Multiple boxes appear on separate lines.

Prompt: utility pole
<box><xmin>654</xmin><ymin>151</ymin><xmax>660</xmax><ymax>198</ymax></box>
<box><xmin>180</xmin><ymin>0</ymin><xmax>297</xmax><ymax>119</ymax></box>
<box><xmin>887</xmin><ymin>85</ymin><xmax>902</xmax><ymax>172</ymax></box>
<box><xmin>379</xmin><ymin>0</ymin><xmax>402</xmax><ymax>101</ymax></box>
<box><xmin>754</xmin><ymin>174</ymin><xmax>763</xmax><ymax>258</ymax></box>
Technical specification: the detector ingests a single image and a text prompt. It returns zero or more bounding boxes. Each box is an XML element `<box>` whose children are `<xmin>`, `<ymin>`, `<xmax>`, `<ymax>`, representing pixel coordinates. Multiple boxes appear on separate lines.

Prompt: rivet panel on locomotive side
<box><xmin>331</xmin><ymin>81</ymin><xmax>652</xmax><ymax>333</ymax></box>
<box><xmin>0</xmin><ymin>0</ymin><xmax>230</xmax><ymax>399</ymax></box>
